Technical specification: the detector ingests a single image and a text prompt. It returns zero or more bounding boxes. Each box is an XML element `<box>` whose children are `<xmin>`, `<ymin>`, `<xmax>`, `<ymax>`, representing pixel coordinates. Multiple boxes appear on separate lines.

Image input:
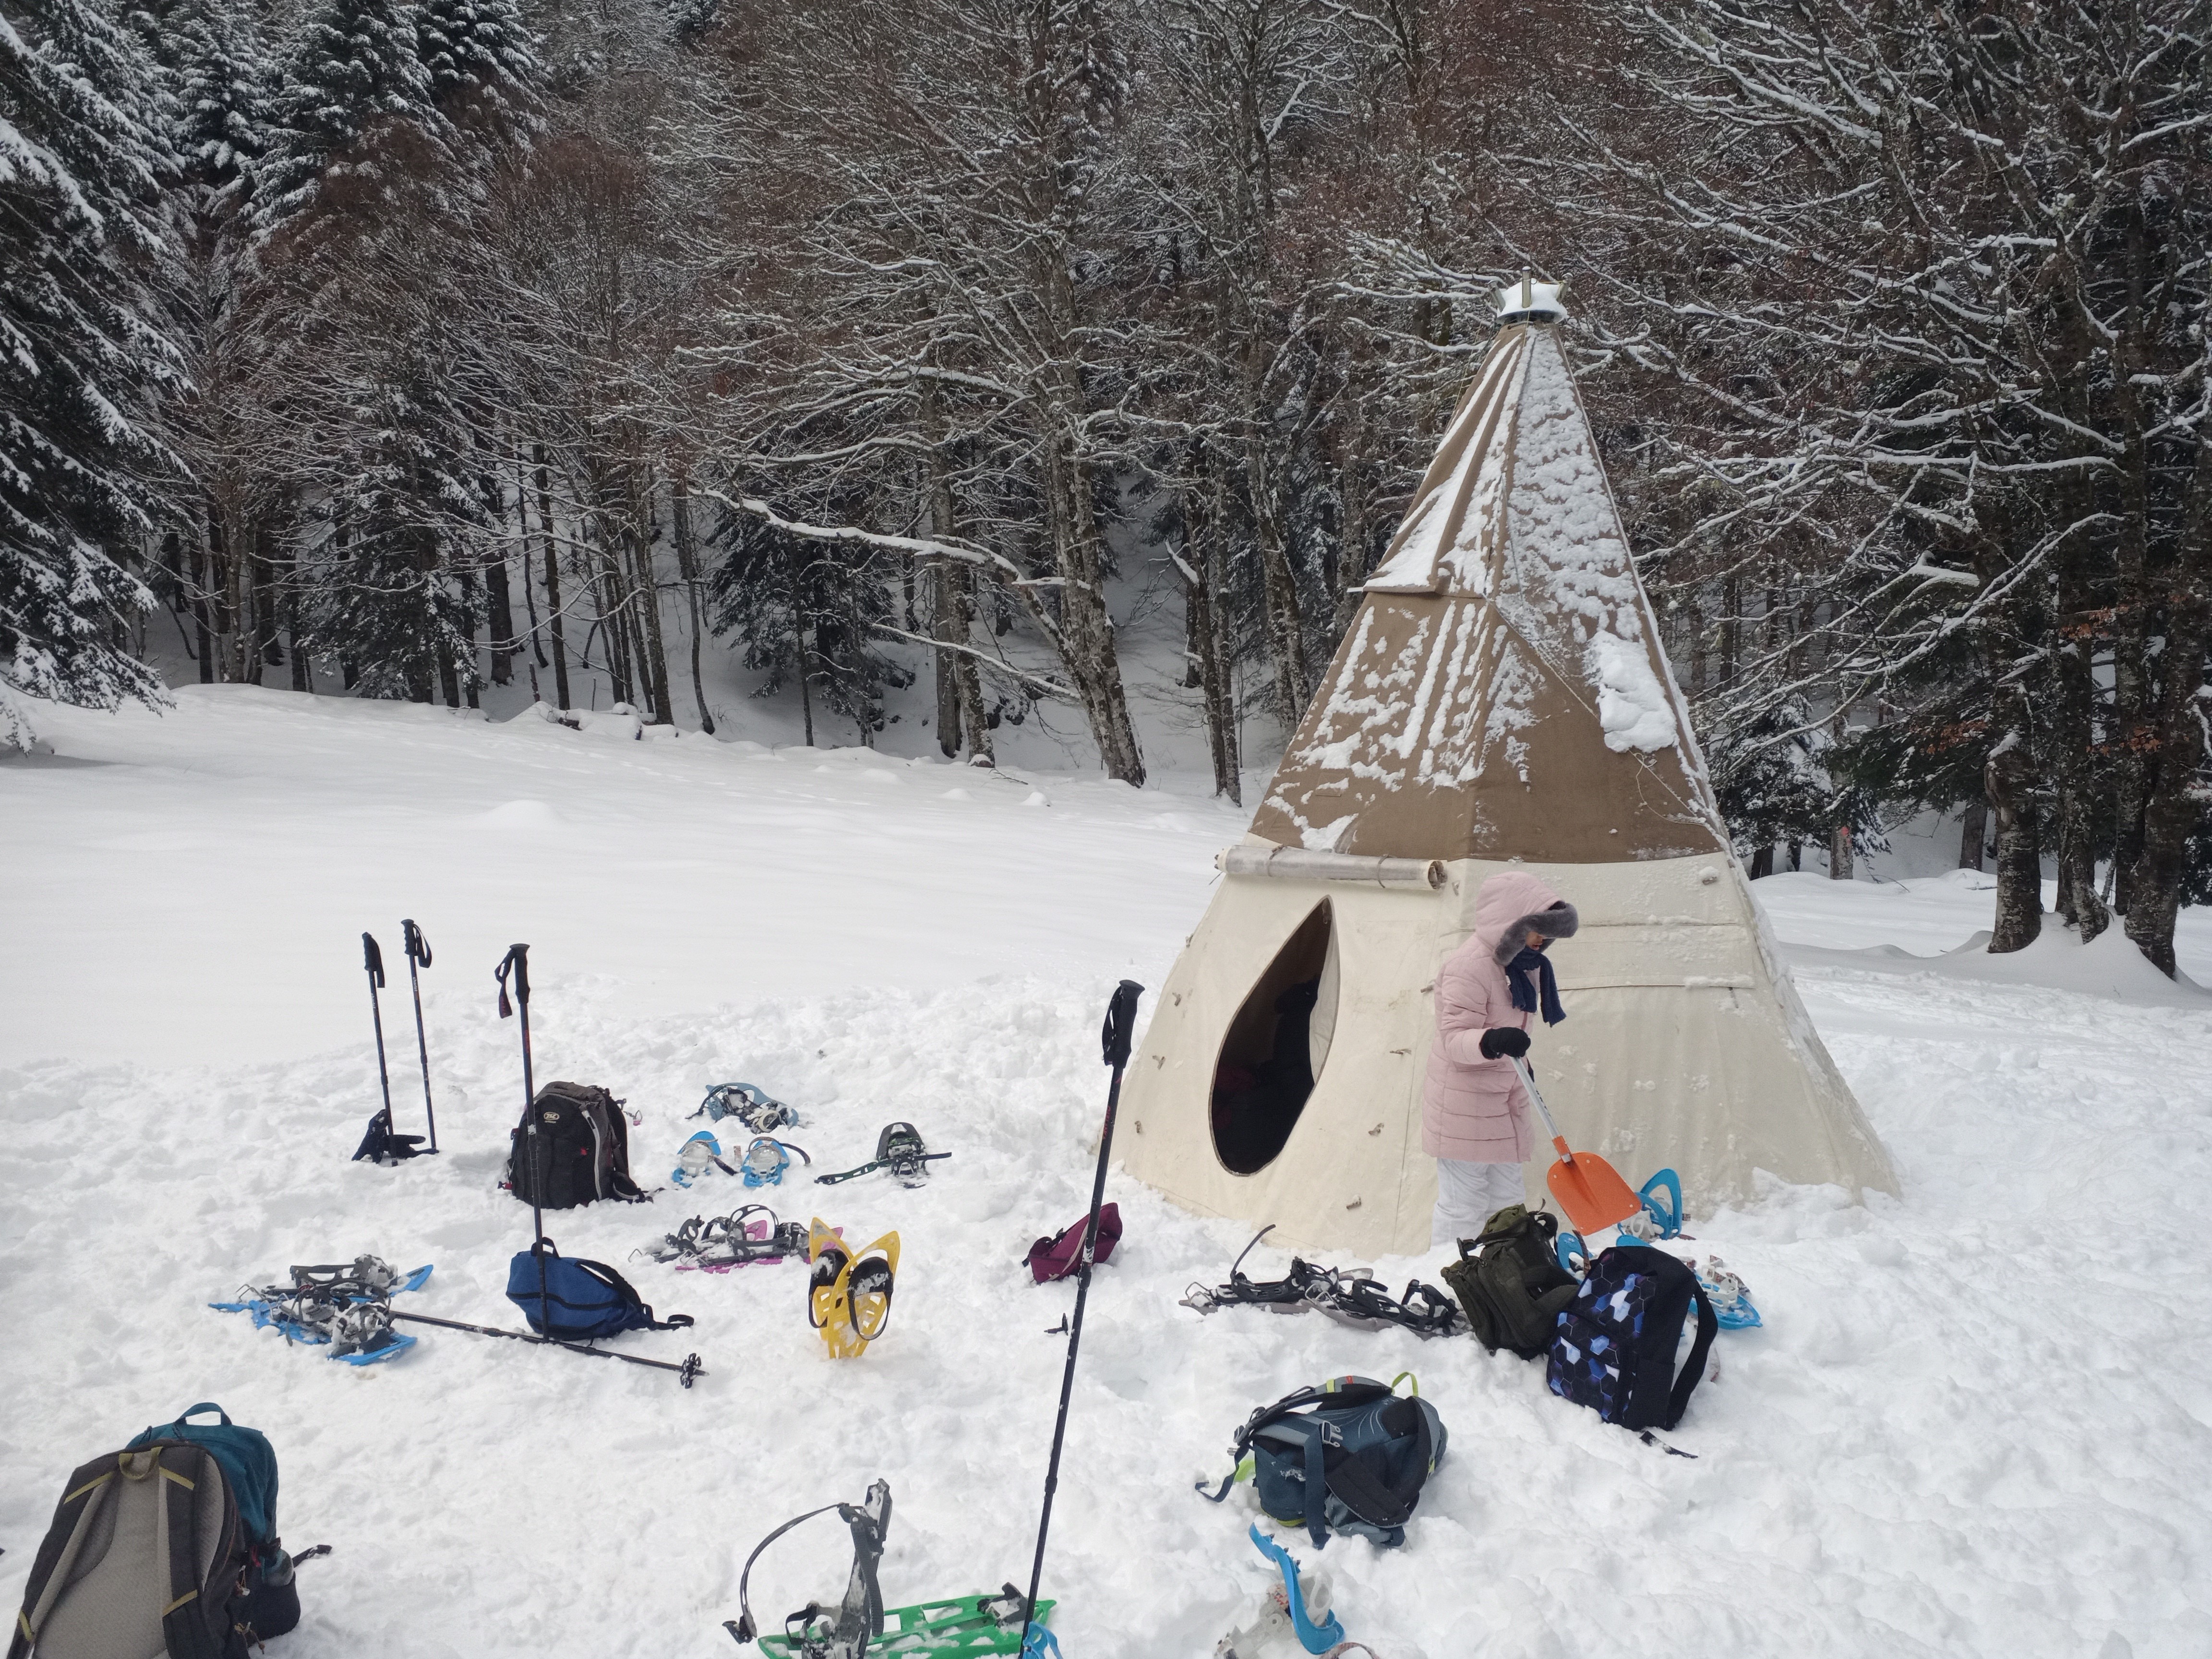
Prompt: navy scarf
<box><xmin>1506</xmin><ymin>947</ymin><xmax>1566</xmax><ymax>1026</ymax></box>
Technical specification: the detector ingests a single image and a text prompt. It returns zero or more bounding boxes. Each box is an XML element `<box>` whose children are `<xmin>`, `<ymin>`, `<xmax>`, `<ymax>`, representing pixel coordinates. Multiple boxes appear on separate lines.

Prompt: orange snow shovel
<box><xmin>1514</xmin><ymin>1057</ymin><xmax>1641</xmax><ymax>1234</ymax></box>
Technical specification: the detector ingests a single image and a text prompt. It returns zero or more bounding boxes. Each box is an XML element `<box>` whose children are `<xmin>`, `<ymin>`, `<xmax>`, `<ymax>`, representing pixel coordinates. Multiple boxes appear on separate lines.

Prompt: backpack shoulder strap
<box><xmin>1664</xmin><ymin>1275</ymin><xmax>1719</xmax><ymax>1431</ymax></box>
<box><xmin>1312</xmin><ymin>1398</ymin><xmax>1438</xmax><ymax>1542</ymax></box>
<box><xmin>9</xmin><ymin>1453</ymin><xmax>127</xmax><ymax>1659</ymax></box>
<box><xmin>574</xmin><ymin>1258</ymin><xmax>693</xmax><ymax>1331</ymax></box>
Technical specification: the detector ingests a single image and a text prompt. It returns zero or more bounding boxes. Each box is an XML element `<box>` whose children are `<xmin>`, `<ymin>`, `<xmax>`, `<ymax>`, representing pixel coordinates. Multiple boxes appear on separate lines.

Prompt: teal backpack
<box><xmin>1198</xmin><ymin>1375</ymin><xmax>1447</xmax><ymax>1548</ymax></box>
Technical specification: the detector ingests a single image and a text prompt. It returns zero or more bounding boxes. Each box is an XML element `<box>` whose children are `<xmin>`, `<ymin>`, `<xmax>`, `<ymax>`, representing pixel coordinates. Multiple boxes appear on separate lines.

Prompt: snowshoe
<box><xmin>809</xmin><ymin>1222</ymin><xmax>899</xmax><ymax>1359</ymax></box>
<box><xmin>1637</xmin><ymin>1168</ymin><xmax>1684</xmax><ymax>1239</ymax></box>
<box><xmin>1246</xmin><ymin>1525</ymin><xmax>1344</xmax><ymax>1655</ymax></box>
<box><xmin>674</xmin><ymin>1130</ymin><xmax>736</xmax><ymax>1188</ymax></box>
<box><xmin>695</xmin><ymin>1082</ymin><xmax>801</xmax><ymax>1133</ymax></box>
<box><xmin>213</xmin><ymin>1256</ymin><xmax>431</xmax><ymax>1365</ymax></box>
<box><xmin>815</xmin><ymin>1122</ymin><xmax>950</xmax><ymax>1187</ymax></box>
<box><xmin>727</xmin><ymin>1479</ymin><xmax>1053</xmax><ymax>1658</ymax></box>
<box><xmin>1555</xmin><ymin>1227</ymin><xmax>1590</xmax><ymax>1277</ymax></box>
<box><xmin>741</xmin><ymin>1137</ymin><xmax>812</xmax><ymax>1188</ymax></box>
<box><xmin>1183</xmin><ymin>1226</ymin><xmax>1461</xmax><ymax>1337</ymax></box>
<box><xmin>1694</xmin><ymin>1256</ymin><xmax>1762</xmax><ymax>1328</ymax></box>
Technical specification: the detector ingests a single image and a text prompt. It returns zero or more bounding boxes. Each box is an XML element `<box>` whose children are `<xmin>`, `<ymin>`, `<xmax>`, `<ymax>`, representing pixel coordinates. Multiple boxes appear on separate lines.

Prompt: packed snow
<box><xmin>5</xmin><ymin>690</ymin><xmax>2210</xmax><ymax>1659</ymax></box>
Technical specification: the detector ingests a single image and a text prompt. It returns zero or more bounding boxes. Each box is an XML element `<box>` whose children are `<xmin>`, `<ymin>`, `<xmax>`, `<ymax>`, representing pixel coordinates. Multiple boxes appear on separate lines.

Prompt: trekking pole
<box><xmin>496</xmin><ymin>944</ymin><xmax>549</xmax><ymax>1333</ymax></box>
<box><xmin>401</xmin><ymin>919</ymin><xmax>438</xmax><ymax>1152</ymax></box>
<box><xmin>362</xmin><ymin>933</ymin><xmax>393</xmax><ymax>1126</ymax></box>
<box><xmin>385</xmin><ymin>1310</ymin><xmax>703</xmax><ymax>1388</ymax></box>
<box><xmin>1019</xmin><ymin>979</ymin><xmax>1143</xmax><ymax>1657</ymax></box>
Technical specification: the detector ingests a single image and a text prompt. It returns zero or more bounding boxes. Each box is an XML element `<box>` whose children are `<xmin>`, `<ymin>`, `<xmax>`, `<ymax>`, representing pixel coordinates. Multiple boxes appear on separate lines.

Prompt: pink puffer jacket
<box><xmin>1420</xmin><ymin>870</ymin><xmax>1570</xmax><ymax>1162</ymax></box>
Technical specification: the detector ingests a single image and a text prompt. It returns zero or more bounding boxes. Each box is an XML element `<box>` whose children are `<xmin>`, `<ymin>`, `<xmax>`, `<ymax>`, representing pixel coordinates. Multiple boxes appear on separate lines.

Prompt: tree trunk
<box><xmin>486</xmin><ymin>554</ymin><xmax>515</xmax><ymax>687</ymax></box>
<box><xmin>671</xmin><ymin>475</ymin><xmax>715</xmax><ymax>734</ymax></box>
<box><xmin>1958</xmin><ymin>798</ymin><xmax>1987</xmax><ymax>871</ymax></box>
<box><xmin>2121</xmin><ymin>457</ymin><xmax>2211</xmax><ymax>977</ymax></box>
<box><xmin>250</xmin><ymin>524</ymin><xmax>278</xmax><ymax>680</ymax></box>
<box><xmin>1748</xmin><ymin>845</ymin><xmax>1774</xmax><ymax>879</ymax></box>
<box><xmin>1828</xmin><ymin>826</ymin><xmax>1852</xmax><ymax>881</ymax></box>
<box><xmin>933</xmin><ymin>558</ymin><xmax>962</xmax><ymax>753</ymax></box>
<box><xmin>790</xmin><ymin>561</ymin><xmax>815</xmax><ymax>747</ymax></box>
<box><xmin>188</xmin><ymin>532</ymin><xmax>214</xmax><ymax>684</ymax></box>
<box><xmin>533</xmin><ymin>447</ymin><xmax>570</xmax><ymax>708</ymax></box>
<box><xmin>1986</xmin><ymin>732</ymin><xmax>2043</xmax><ymax>953</ymax></box>
<box><xmin>1246</xmin><ymin>429</ymin><xmax>1309</xmax><ymax>730</ymax></box>
<box><xmin>1041</xmin><ymin>432</ymin><xmax>1144</xmax><ymax>783</ymax></box>
<box><xmin>2049</xmin><ymin>552</ymin><xmax>2109</xmax><ymax>938</ymax></box>
<box><xmin>1193</xmin><ymin>447</ymin><xmax>1240</xmax><ymax>805</ymax></box>
<box><xmin>625</xmin><ymin>473</ymin><xmax>674</xmax><ymax>725</ymax></box>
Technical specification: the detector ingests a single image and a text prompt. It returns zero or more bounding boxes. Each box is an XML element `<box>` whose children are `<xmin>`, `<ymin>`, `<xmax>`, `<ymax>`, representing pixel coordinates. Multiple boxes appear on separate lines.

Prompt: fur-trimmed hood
<box><xmin>1471</xmin><ymin>871</ymin><xmax>1577</xmax><ymax>964</ymax></box>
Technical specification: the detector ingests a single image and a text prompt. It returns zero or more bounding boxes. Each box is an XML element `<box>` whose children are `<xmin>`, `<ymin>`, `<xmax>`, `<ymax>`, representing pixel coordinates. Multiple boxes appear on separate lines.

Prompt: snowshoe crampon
<box><xmin>808</xmin><ymin>1221</ymin><xmax>898</xmax><ymax>1359</ymax></box>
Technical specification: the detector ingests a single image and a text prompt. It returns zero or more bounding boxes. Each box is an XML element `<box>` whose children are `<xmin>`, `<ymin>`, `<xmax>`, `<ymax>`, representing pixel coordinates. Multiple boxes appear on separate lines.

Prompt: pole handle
<box><xmin>1100</xmin><ymin>979</ymin><xmax>1142</xmax><ymax>1068</ymax></box>
<box><xmin>402</xmin><ymin>919</ymin><xmax>431</xmax><ymax>969</ymax></box>
<box><xmin>362</xmin><ymin>932</ymin><xmax>385</xmax><ymax>988</ymax></box>
<box><xmin>496</xmin><ymin>944</ymin><xmax>530</xmax><ymax>1018</ymax></box>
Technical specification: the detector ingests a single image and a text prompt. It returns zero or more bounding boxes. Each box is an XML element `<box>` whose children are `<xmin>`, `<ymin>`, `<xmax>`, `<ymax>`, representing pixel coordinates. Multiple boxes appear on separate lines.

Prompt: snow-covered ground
<box><xmin>4</xmin><ymin>689</ymin><xmax>2210</xmax><ymax>1659</ymax></box>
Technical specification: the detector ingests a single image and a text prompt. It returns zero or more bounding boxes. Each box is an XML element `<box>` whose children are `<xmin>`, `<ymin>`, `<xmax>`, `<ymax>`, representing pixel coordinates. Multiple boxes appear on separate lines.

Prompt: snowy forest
<box><xmin>4</xmin><ymin>0</ymin><xmax>2208</xmax><ymax>972</ymax></box>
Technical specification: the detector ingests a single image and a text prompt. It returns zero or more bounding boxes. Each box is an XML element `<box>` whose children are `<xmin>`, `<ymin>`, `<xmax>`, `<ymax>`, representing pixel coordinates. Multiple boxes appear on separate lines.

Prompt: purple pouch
<box><xmin>1025</xmin><ymin>1203</ymin><xmax>1122</xmax><ymax>1283</ymax></box>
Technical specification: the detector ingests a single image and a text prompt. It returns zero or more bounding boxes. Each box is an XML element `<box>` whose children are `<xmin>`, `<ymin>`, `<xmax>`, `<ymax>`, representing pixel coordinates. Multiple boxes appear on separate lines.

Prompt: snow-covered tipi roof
<box><xmin>1118</xmin><ymin>289</ymin><xmax>1895</xmax><ymax>1257</ymax></box>
<box><xmin>1250</xmin><ymin>297</ymin><xmax>1723</xmax><ymax>865</ymax></box>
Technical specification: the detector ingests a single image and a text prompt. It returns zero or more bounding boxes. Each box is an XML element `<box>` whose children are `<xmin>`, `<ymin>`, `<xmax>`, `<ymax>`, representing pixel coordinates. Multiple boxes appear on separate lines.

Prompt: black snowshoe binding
<box><xmin>815</xmin><ymin>1122</ymin><xmax>951</xmax><ymax>1188</ymax></box>
<box><xmin>643</xmin><ymin>1206</ymin><xmax>812</xmax><ymax>1269</ymax></box>
<box><xmin>352</xmin><ymin>1106</ymin><xmax>426</xmax><ymax>1163</ymax></box>
<box><xmin>693</xmin><ymin>1082</ymin><xmax>802</xmax><ymax>1133</ymax></box>
<box><xmin>1181</xmin><ymin>1226</ymin><xmax>1464</xmax><ymax>1340</ymax></box>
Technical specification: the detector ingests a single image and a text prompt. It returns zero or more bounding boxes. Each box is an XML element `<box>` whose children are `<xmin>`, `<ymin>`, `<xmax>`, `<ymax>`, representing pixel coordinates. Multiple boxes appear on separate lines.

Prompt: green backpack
<box><xmin>1440</xmin><ymin>1205</ymin><xmax>1579</xmax><ymax>1359</ymax></box>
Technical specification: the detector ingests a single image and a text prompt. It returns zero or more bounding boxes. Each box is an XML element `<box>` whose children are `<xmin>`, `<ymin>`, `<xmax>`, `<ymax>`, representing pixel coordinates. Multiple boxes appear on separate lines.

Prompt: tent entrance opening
<box><xmin>1211</xmin><ymin>898</ymin><xmax>1337</xmax><ymax>1175</ymax></box>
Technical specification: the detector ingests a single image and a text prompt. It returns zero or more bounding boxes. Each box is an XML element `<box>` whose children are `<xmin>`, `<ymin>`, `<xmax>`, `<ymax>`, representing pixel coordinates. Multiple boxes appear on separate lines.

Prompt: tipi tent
<box><xmin>1120</xmin><ymin>283</ymin><xmax>1896</xmax><ymax>1258</ymax></box>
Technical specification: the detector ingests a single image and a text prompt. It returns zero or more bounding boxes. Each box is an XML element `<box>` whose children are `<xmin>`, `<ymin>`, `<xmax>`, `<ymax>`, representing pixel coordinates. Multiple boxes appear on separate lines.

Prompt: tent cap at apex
<box><xmin>1495</xmin><ymin>276</ymin><xmax>1567</xmax><ymax>323</ymax></box>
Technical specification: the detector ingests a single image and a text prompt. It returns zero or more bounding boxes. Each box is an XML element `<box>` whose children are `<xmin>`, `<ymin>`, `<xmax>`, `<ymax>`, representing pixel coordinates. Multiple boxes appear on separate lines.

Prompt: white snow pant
<box><xmin>1432</xmin><ymin>1158</ymin><xmax>1528</xmax><ymax>1249</ymax></box>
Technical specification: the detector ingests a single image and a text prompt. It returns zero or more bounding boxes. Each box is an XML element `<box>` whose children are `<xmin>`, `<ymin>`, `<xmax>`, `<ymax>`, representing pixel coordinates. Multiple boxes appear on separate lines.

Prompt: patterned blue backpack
<box><xmin>1547</xmin><ymin>1245</ymin><xmax>1717</xmax><ymax>1432</ymax></box>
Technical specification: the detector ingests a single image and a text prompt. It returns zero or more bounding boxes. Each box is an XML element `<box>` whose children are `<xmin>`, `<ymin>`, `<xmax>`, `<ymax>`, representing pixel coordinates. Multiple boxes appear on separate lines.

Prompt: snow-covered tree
<box><xmin>0</xmin><ymin>0</ymin><xmax>178</xmax><ymax>745</ymax></box>
<box><xmin>252</xmin><ymin>0</ymin><xmax>444</xmax><ymax>231</ymax></box>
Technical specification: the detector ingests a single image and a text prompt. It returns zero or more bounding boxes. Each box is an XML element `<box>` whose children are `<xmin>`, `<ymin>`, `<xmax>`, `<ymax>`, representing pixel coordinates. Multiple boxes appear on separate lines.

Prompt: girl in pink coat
<box><xmin>1422</xmin><ymin>869</ymin><xmax>1578</xmax><ymax>1246</ymax></box>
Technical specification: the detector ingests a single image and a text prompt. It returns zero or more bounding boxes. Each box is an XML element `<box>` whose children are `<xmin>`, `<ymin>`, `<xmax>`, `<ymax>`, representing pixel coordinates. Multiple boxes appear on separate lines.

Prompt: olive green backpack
<box><xmin>1440</xmin><ymin>1204</ymin><xmax>1580</xmax><ymax>1359</ymax></box>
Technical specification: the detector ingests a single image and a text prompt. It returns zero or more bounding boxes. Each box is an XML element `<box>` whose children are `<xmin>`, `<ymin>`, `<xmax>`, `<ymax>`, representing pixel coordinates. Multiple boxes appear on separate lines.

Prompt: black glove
<box><xmin>1478</xmin><ymin>1027</ymin><xmax>1531</xmax><ymax>1060</ymax></box>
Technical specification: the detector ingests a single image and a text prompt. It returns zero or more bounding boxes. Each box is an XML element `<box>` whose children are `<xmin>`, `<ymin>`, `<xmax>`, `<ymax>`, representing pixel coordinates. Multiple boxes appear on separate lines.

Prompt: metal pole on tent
<box><xmin>401</xmin><ymin>919</ymin><xmax>438</xmax><ymax>1152</ymax></box>
<box><xmin>362</xmin><ymin>933</ymin><xmax>393</xmax><ymax>1125</ymax></box>
<box><xmin>1019</xmin><ymin>978</ymin><xmax>1143</xmax><ymax>1656</ymax></box>
<box><xmin>496</xmin><ymin>944</ymin><xmax>548</xmax><ymax>1332</ymax></box>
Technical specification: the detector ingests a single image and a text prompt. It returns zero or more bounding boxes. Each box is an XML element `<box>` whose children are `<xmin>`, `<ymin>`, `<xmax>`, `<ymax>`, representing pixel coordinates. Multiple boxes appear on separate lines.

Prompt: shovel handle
<box><xmin>1514</xmin><ymin>1058</ymin><xmax>1571</xmax><ymax>1154</ymax></box>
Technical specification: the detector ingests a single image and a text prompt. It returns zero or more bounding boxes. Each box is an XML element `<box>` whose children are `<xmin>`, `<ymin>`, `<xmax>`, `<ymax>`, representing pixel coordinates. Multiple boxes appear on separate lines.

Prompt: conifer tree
<box><xmin>163</xmin><ymin>0</ymin><xmax>268</xmax><ymax>199</ymax></box>
<box><xmin>252</xmin><ymin>0</ymin><xmax>442</xmax><ymax>230</ymax></box>
<box><xmin>0</xmin><ymin>0</ymin><xmax>178</xmax><ymax>745</ymax></box>
<box><xmin>415</xmin><ymin>0</ymin><xmax>539</xmax><ymax>125</ymax></box>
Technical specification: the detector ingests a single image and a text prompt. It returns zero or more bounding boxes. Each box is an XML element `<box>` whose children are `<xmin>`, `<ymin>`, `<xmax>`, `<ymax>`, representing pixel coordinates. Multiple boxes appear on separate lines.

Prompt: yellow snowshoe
<box><xmin>809</xmin><ymin>1221</ymin><xmax>899</xmax><ymax>1359</ymax></box>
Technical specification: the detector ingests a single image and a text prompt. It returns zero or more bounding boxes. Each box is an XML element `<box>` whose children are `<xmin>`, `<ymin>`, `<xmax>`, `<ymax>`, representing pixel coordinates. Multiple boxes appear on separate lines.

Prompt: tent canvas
<box><xmin>1119</xmin><ymin>289</ymin><xmax>1896</xmax><ymax>1258</ymax></box>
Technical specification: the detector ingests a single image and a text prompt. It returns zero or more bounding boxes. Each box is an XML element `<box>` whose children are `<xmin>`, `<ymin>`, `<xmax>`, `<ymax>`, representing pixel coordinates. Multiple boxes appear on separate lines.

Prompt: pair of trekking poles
<box><xmin>361</xmin><ymin>921</ymin><xmax>439</xmax><ymax>1155</ymax></box>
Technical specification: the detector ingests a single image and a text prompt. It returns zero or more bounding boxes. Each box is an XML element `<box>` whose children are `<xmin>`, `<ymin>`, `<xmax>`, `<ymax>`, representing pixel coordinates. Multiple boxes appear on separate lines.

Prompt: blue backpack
<box><xmin>1547</xmin><ymin>1244</ymin><xmax>1717</xmax><ymax>1432</ymax></box>
<box><xmin>1199</xmin><ymin>1375</ymin><xmax>1446</xmax><ymax>1548</ymax></box>
<box><xmin>506</xmin><ymin>1239</ymin><xmax>693</xmax><ymax>1341</ymax></box>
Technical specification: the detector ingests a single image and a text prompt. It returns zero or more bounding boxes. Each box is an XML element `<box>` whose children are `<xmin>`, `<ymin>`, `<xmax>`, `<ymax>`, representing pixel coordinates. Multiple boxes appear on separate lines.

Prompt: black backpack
<box><xmin>1547</xmin><ymin>1244</ymin><xmax>1718</xmax><ymax>1432</ymax></box>
<box><xmin>9</xmin><ymin>1405</ymin><xmax>310</xmax><ymax>1659</ymax></box>
<box><xmin>1198</xmin><ymin>1375</ymin><xmax>1446</xmax><ymax>1549</ymax></box>
<box><xmin>1440</xmin><ymin>1204</ymin><xmax>1580</xmax><ymax>1360</ymax></box>
<box><xmin>506</xmin><ymin>1081</ymin><xmax>643</xmax><ymax>1209</ymax></box>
